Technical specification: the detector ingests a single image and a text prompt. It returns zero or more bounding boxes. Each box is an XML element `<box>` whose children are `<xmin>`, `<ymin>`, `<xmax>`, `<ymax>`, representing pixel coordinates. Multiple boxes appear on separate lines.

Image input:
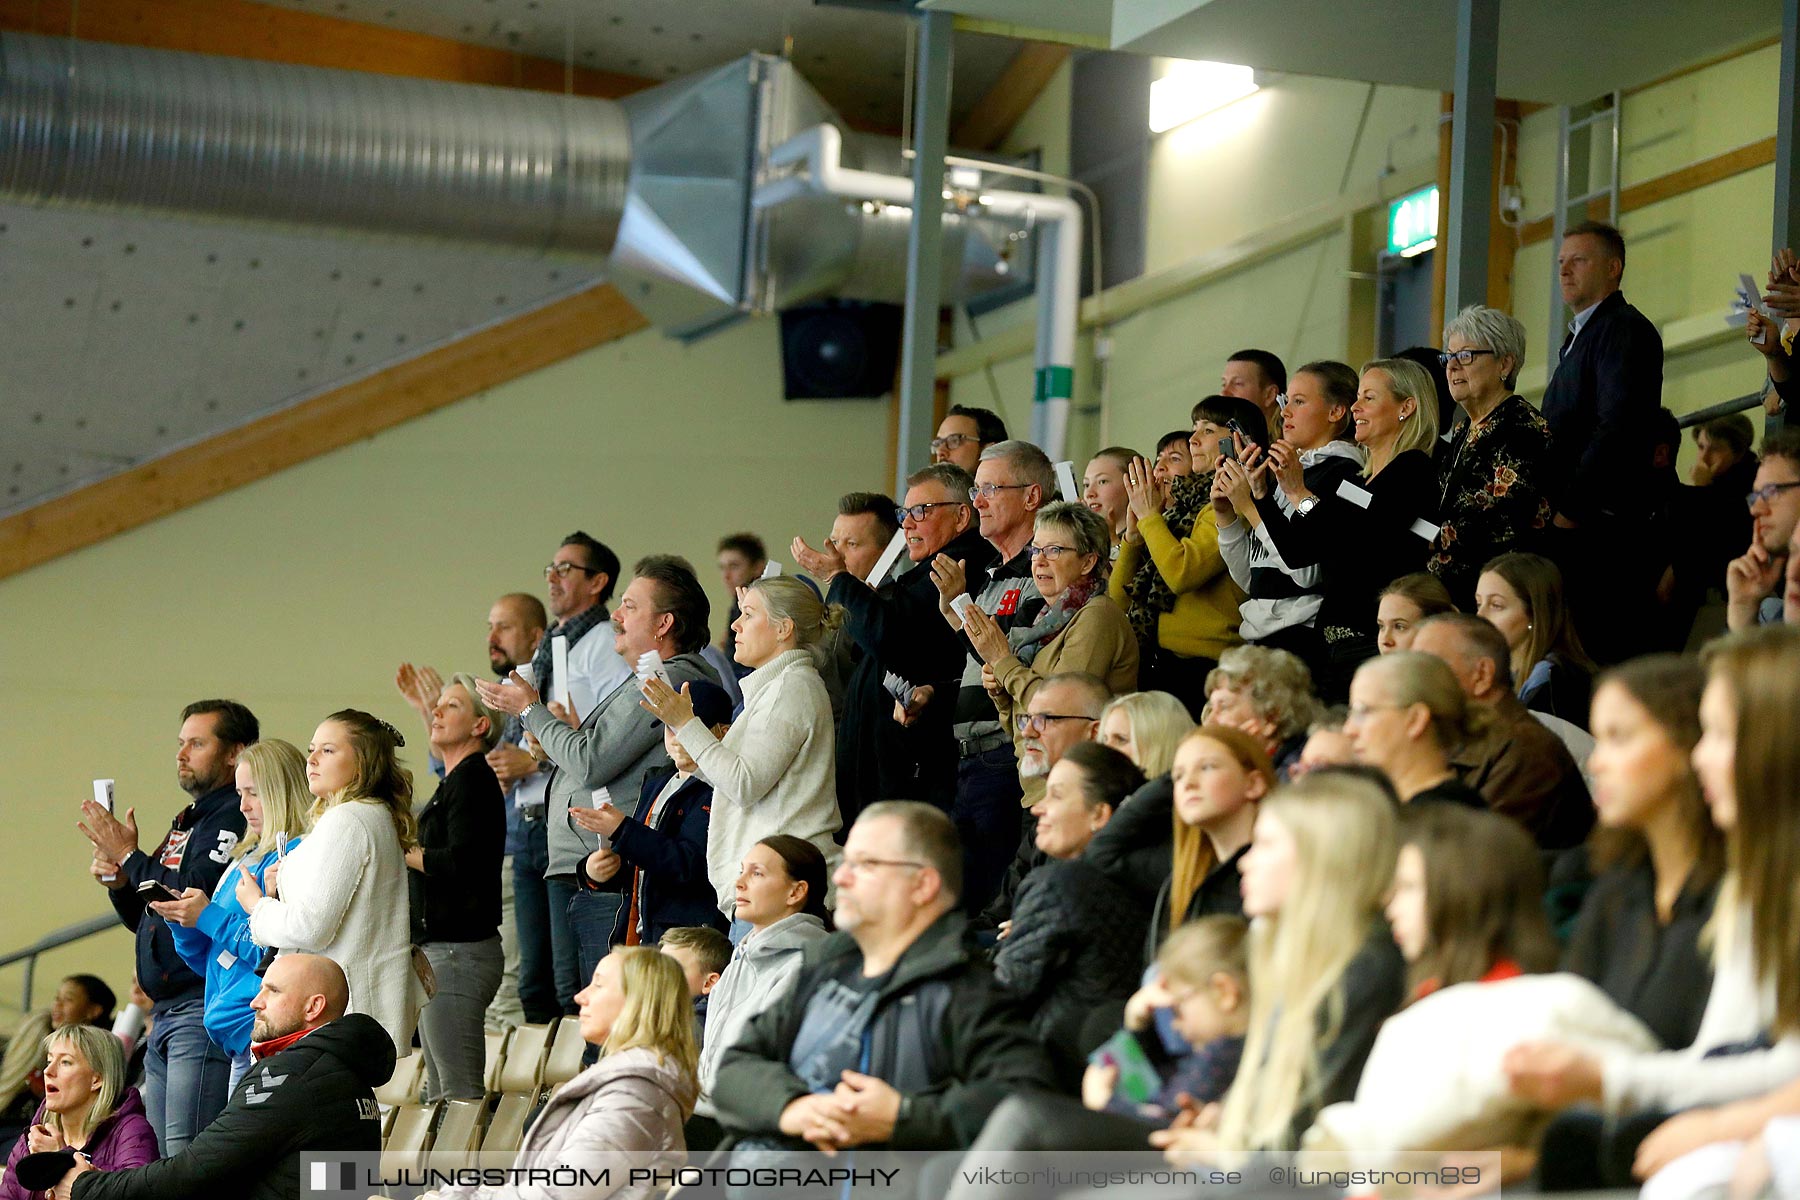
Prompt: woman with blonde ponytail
<box><xmin>648</xmin><ymin>577</ymin><xmax>843</xmax><ymax>937</ymax></box>
<box><xmin>1159</xmin><ymin>773</ymin><xmax>1406</xmax><ymax>1158</ymax></box>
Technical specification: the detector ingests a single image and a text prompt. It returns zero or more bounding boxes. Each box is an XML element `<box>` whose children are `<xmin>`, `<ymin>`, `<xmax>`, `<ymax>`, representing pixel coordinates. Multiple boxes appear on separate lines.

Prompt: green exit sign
<box><xmin>1387</xmin><ymin>185</ymin><xmax>1440</xmax><ymax>257</ymax></box>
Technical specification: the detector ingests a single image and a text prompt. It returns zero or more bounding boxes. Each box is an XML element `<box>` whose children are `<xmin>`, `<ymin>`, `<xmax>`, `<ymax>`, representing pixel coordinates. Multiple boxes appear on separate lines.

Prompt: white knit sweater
<box><xmin>247</xmin><ymin>798</ymin><xmax>423</xmax><ymax>1055</ymax></box>
<box><xmin>677</xmin><ymin>649</ymin><xmax>841</xmax><ymax>914</ymax></box>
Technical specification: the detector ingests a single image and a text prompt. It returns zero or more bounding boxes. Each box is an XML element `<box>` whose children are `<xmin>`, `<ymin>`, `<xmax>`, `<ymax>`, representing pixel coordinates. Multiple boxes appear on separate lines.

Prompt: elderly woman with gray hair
<box><xmin>1426</xmin><ymin>305</ymin><xmax>1556</xmax><ymax>608</ymax></box>
<box><xmin>407</xmin><ymin>673</ymin><xmax>508</xmax><ymax>1102</ymax></box>
<box><xmin>960</xmin><ymin>501</ymin><xmax>1139</xmax><ymax>798</ymax></box>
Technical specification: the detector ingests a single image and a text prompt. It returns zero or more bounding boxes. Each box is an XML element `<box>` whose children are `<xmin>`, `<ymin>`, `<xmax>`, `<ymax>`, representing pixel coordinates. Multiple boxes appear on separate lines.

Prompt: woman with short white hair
<box><xmin>1426</xmin><ymin>304</ymin><xmax>1556</xmax><ymax>608</ymax></box>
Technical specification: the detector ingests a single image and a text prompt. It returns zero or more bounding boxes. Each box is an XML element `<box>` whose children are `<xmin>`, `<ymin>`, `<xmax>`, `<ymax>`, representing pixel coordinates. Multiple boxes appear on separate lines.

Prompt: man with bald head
<box><xmin>54</xmin><ymin>955</ymin><xmax>392</xmax><ymax>1200</ymax></box>
<box><xmin>1411</xmin><ymin>614</ymin><xmax>1594</xmax><ymax>851</ymax></box>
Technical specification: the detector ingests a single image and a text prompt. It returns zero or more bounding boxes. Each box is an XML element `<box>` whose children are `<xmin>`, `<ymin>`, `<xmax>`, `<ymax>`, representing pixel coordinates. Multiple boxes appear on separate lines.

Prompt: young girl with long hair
<box><xmin>152</xmin><ymin>739</ymin><xmax>313</xmax><ymax>1089</ymax></box>
<box><xmin>243</xmin><ymin>710</ymin><xmax>422</xmax><ymax>1055</ymax></box>
<box><xmin>1476</xmin><ymin>551</ymin><xmax>1597</xmax><ymax>728</ymax></box>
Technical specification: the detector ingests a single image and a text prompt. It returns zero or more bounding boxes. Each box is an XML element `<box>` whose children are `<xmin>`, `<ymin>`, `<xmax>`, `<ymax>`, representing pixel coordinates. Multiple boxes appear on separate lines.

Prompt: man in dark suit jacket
<box><xmin>1539</xmin><ymin>220</ymin><xmax>1664</xmax><ymax>662</ymax></box>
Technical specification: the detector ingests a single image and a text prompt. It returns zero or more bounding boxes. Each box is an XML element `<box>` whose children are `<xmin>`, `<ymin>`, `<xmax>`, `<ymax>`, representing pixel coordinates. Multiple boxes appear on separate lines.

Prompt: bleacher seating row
<box><xmin>379</xmin><ymin>1017</ymin><xmax>586</xmax><ymax>1171</ymax></box>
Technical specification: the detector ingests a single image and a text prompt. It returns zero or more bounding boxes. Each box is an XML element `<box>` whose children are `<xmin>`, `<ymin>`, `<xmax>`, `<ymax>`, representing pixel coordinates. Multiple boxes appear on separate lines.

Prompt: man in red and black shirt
<box><xmin>80</xmin><ymin>700</ymin><xmax>256</xmax><ymax>1156</ymax></box>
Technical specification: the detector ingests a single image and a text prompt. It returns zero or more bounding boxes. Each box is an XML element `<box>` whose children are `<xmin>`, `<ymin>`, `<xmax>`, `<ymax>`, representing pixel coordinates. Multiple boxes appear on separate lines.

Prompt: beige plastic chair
<box><xmin>540</xmin><ymin>1016</ymin><xmax>586</xmax><ymax>1089</ymax></box>
<box><xmin>496</xmin><ymin>1022</ymin><xmax>551</xmax><ymax>1095</ymax></box>
<box><xmin>482</xmin><ymin>1028</ymin><xmax>511</xmax><ymax>1096</ymax></box>
<box><xmin>481</xmin><ymin>1091</ymin><xmax>536</xmax><ymax>1156</ymax></box>
<box><xmin>376</xmin><ymin>1051</ymin><xmax>425</xmax><ymax>1108</ymax></box>
<box><xmin>380</xmin><ymin>1102</ymin><xmax>438</xmax><ymax>1175</ymax></box>
<box><xmin>426</xmin><ymin>1098</ymin><xmax>487</xmax><ymax>1170</ymax></box>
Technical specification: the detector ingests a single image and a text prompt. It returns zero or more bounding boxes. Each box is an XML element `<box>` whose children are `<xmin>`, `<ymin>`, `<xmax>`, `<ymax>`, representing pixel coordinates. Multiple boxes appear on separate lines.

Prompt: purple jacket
<box><xmin>1</xmin><ymin>1087</ymin><xmax>157</xmax><ymax>1200</ymax></box>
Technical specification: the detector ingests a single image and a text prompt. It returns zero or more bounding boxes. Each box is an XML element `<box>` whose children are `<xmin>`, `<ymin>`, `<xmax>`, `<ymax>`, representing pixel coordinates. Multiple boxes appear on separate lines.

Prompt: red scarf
<box><xmin>1413</xmin><ymin>957</ymin><xmax>1523</xmax><ymax>1001</ymax></box>
<box><xmin>250</xmin><ymin>1025</ymin><xmax>316</xmax><ymax>1060</ymax></box>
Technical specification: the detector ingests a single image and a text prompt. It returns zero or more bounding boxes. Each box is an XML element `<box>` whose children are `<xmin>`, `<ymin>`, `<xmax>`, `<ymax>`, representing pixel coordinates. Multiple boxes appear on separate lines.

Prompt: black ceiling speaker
<box><xmin>779</xmin><ymin>301</ymin><xmax>904</xmax><ymax>400</ymax></box>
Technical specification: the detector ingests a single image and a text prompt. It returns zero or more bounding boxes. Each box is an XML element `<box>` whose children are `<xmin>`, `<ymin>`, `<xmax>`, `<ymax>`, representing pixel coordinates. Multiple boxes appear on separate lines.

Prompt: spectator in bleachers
<box><xmin>480</xmin><ymin>555</ymin><xmax>720</xmax><ymax>1013</ymax></box>
<box><xmin>934</xmin><ymin>441</ymin><xmax>1054</xmax><ymax>915</ymax></box>
<box><xmin>403</xmin><ymin>677</ymin><xmax>507</xmax><ymax>1103</ymax></box>
<box><xmin>795</xmin><ymin>469</ymin><xmax>989</xmax><ymax>828</ymax></box>
<box><xmin>80</xmin><ymin>700</ymin><xmax>255</xmax><ymax>1156</ymax></box>
<box><xmin>975</xmin><ymin>674</ymin><xmax>1111</xmax><ymax>932</ymax></box>
<box><xmin>1150</xmin><ymin>431</ymin><xmax>1191</xmax><ymax>491</ymax></box>
<box><xmin>0</xmin><ymin>1011</ymin><xmax>53</xmax><ymax>1149</ymax></box>
<box><xmin>694</xmin><ymin>837</ymin><xmax>831</xmax><ymax>1131</ymax></box>
<box><xmin>993</xmin><ymin>742</ymin><xmax>1147</xmax><ymax>1084</ymax></box>
<box><xmin>1689</xmin><ymin>413</ymin><xmax>1758</xmax><ymax>489</ymax></box>
<box><xmin>1396</xmin><ymin>344</ymin><xmax>1457</xmax><ymax>439</ymax></box>
<box><xmin>1214</xmin><ymin>360</ymin><xmax>1363</xmax><ymax>675</ymax></box>
<box><xmin>433</xmin><ymin>947</ymin><xmax>698</xmax><ymax>1200</ymax></box>
<box><xmin>715</xmin><ymin>532</ymin><xmax>767</xmax><ymax>678</ymax></box>
<box><xmin>1220</xmin><ymin>348</ymin><xmax>1287</xmax><ymax>440</ymax></box>
<box><xmin>1345</xmin><ymin>652</ymin><xmax>1487</xmax><ymax>810</ymax></box>
<box><xmin>50</xmin><ymin>956</ymin><xmax>388</xmax><ymax>1200</ymax></box>
<box><xmin>1201</xmin><ymin>645</ymin><xmax>1320</xmax><ymax>776</ymax></box>
<box><xmin>1426</xmin><ymin>306</ymin><xmax>1555</xmax><ymax>608</ymax></box>
<box><xmin>1476</xmin><ymin>552</ymin><xmax>1597</xmax><ymax>729</ymax></box>
<box><xmin>821</xmin><ymin>492</ymin><xmax>898</xmax><ymax>582</ymax></box>
<box><xmin>1290</xmin><ymin>712</ymin><xmax>1357</xmax><ymax>778</ymax></box>
<box><xmin>1660</xmin><ymin>415</ymin><xmax>1759</xmax><ymax>647</ymax></box>
<box><xmin>571</xmin><ymin>680</ymin><xmax>734</xmax><ymax>949</ymax></box>
<box><xmin>1410</xmin><ymin>613</ymin><xmax>1593</xmax><ymax>850</ymax></box>
<box><xmin>659</xmin><ymin>927</ymin><xmax>730</xmax><ymax>1043</ymax></box>
<box><xmin>1146</xmin><ymin>726</ymin><xmax>1275</xmax><ymax>960</ymax></box>
<box><xmin>395</xmin><ymin>590</ymin><xmax>547</xmax><ymax>1031</ymax></box>
<box><xmin>151</xmin><ymin>739</ymin><xmax>311</xmax><ymax>1092</ymax></box>
<box><xmin>1115</xmin><ymin>399</ymin><xmax>1251</xmax><ymax>717</ymax></box>
<box><xmin>1725</xmin><ymin>429</ymin><xmax>1800</xmax><ymax>631</ymax></box>
<box><xmin>1082</xmin><ymin>448</ymin><xmax>1138</xmax><ymax>553</ymax></box>
<box><xmin>1387</xmin><ymin>804</ymin><xmax>1558</xmax><ymax>1001</ymax></box>
<box><xmin>0</xmin><ymin>1025</ymin><xmax>154</xmax><ymax>1200</ymax></box>
<box><xmin>1084</xmin><ymin>692</ymin><xmax>1196</xmax><ymax>909</ymax></box>
<box><xmin>712</xmin><ymin>802</ymin><xmax>1054</xmax><ymax>1153</ymax></box>
<box><xmin>1375</xmin><ymin>572</ymin><xmax>1457</xmax><ymax>655</ymax></box>
<box><xmin>242</xmin><ymin>710</ymin><xmax>423</xmax><ymax>1057</ymax></box>
<box><xmin>1156</xmin><ymin>773</ymin><xmax>1405</xmax><ymax>1156</ymax></box>
<box><xmin>1096</xmin><ymin>691</ymin><xmax>1195</xmax><ymax>779</ymax></box>
<box><xmin>962</xmin><ymin>502</ymin><xmax>1138</xmax><ymax>804</ymax></box>
<box><xmin>931</xmin><ymin>404</ymin><xmax>1007</xmax><ymax>474</ymax></box>
<box><xmin>1246</xmin><ymin>358</ymin><xmax>1442</xmax><ymax>699</ymax></box>
<box><xmin>1506</xmin><ymin>625</ymin><xmax>1800</xmax><ymax>1191</ymax></box>
<box><xmin>49</xmin><ymin>980</ymin><xmax>114</xmax><ymax>1033</ymax></box>
<box><xmin>1565</xmin><ymin>655</ymin><xmax>1721</xmax><ymax>1053</ymax></box>
<box><xmin>644</xmin><ymin>577</ymin><xmax>841</xmax><ymax>940</ymax></box>
<box><xmin>1540</xmin><ymin>221</ymin><xmax>1665</xmax><ymax>664</ymax></box>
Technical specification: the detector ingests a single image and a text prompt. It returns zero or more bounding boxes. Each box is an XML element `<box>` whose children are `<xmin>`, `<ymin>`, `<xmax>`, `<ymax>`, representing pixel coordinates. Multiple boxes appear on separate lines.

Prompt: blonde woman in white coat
<box><xmin>242</xmin><ymin>709</ymin><xmax>423</xmax><ymax>1056</ymax></box>
<box><xmin>426</xmin><ymin>946</ymin><xmax>698</xmax><ymax>1200</ymax></box>
<box><xmin>641</xmin><ymin>577</ymin><xmax>842</xmax><ymax>937</ymax></box>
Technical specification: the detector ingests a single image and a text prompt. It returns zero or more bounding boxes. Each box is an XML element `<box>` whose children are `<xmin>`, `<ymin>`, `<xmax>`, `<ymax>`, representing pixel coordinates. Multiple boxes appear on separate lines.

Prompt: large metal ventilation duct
<box><xmin>0</xmin><ymin>34</ymin><xmax>1026</xmax><ymax>338</ymax></box>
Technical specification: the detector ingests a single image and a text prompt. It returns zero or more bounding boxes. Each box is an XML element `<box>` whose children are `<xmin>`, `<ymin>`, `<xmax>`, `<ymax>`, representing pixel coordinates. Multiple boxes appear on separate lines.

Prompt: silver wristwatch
<box><xmin>1295</xmin><ymin>495</ymin><xmax>1320</xmax><ymax>516</ymax></box>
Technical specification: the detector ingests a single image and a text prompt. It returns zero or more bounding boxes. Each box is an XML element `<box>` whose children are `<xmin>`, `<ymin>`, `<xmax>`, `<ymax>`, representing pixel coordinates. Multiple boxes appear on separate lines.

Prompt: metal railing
<box><xmin>0</xmin><ymin>914</ymin><xmax>119</xmax><ymax>1012</ymax></box>
<box><xmin>1677</xmin><ymin>389</ymin><xmax>1780</xmax><ymax>430</ymax></box>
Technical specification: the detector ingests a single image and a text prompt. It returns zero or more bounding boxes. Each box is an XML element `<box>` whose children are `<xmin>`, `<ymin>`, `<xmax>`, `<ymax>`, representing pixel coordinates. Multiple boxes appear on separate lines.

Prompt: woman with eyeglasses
<box><xmin>1425</xmin><ymin>306</ymin><xmax>1556</xmax><ymax>609</ymax></box>
<box><xmin>1343</xmin><ymin>652</ymin><xmax>1487</xmax><ymax>809</ymax></box>
<box><xmin>959</xmin><ymin>501</ymin><xmax>1138</xmax><ymax>802</ymax></box>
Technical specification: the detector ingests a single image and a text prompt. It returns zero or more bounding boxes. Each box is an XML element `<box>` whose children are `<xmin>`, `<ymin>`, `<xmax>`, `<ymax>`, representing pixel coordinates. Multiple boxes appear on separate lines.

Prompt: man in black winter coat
<box><xmin>793</xmin><ymin>466</ymin><xmax>995</xmax><ymax>828</ymax></box>
<box><xmin>712</xmin><ymin>802</ymin><xmax>1053</xmax><ymax>1152</ymax></box>
<box><xmin>54</xmin><ymin>955</ymin><xmax>391</xmax><ymax>1200</ymax></box>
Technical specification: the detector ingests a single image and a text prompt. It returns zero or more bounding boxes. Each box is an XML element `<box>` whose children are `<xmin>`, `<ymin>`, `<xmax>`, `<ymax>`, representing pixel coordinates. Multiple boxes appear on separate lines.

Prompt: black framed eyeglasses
<box><xmin>1746</xmin><ymin>481</ymin><xmax>1800</xmax><ymax>511</ymax></box>
<box><xmin>1437</xmin><ymin>348</ymin><xmax>1498</xmax><ymax>367</ymax></box>
<box><xmin>896</xmin><ymin>500</ymin><xmax>967</xmax><ymax>523</ymax></box>
<box><xmin>544</xmin><ymin>562</ymin><xmax>600</xmax><ymax>579</ymax></box>
<box><xmin>1015</xmin><ymin>712</ymin><xmax>1098</xmax><ymax>735</ymax></box>
<box><xmin>929</xmin><ymin>433</ymin><xmax>979</xmax><ymax>453</ymax></box>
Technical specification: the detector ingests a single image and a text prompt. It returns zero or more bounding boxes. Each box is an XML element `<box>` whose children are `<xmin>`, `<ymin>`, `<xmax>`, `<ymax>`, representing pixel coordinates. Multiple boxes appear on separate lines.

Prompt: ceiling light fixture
<box><xmin>1148</xmin><ymin>60</ymin><xmax>1259</xmax><ymax>134</ymax></box>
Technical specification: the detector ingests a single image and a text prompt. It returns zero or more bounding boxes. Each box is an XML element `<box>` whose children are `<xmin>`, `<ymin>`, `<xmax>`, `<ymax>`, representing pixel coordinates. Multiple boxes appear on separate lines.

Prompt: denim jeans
<box><xmin>226</xmin><ymin>1048</ymin><xmax>254</xmax><ymax>1097</ymax></box>
<box><xmin>549</xmin><ymin>876</ymin><xmax>590</xmax><ymax>1016</ymax></box>
<box><xmin>419</xmin><ymin>937</ymin><xmax>506</xmax><ymax>1102</ymax></box>
<box><xmin>513</xmin><ymin>820</ymin><xmax>566</xmax><ymax>1023</ymax></box>
<box><xmin>484</xmin><ymin>856</ymin><xmax>525</xmax><ymax>1032</ymax></box>
<box><xmin>953</xmin><ymin>746</ymin><xmax>1024</xmax><ymax>916</ymax></box>
<box><xmin>565</xmin><ymin>885</ymin><xmax>622</xmax><ymax>1002</ymax></box>
<box><xmin>142</xmin><ymin>995</ymin><xmax>230</xmax><ymax>1156</ymax></box>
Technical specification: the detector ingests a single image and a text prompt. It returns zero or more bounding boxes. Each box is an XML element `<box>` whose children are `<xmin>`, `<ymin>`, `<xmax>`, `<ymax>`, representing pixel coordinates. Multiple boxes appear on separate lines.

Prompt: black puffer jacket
<box><xmin>72</xmin><ymin>1014</ymin><xmax>394</xmax><ymax>1200</ymax></box>
<box><xmin>1085</xmin><ymin>774</ymin><xmax>1173</xmax><ymax>908</ymax></box>
<box><xmin>712</xmin><ymin>910</ymin><xmax>1054</xmax><ymax>1149</ymax></box>
<box><xmin>992</xmin><ymin>857</ymin><xmax>1149</xmax><ymax>1084</ymax></box>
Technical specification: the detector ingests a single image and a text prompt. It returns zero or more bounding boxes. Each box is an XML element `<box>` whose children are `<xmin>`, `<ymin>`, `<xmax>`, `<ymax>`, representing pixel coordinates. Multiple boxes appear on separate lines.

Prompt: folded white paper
<box><xmin>1337</xmin><ymin>480</ymin><xmax>1374</xmax><ymax>509</ymax></box>
<box><xmin>761</xmin><ymin>561</ymin><xmax>783</xmax><ymax>578</ymax></box>
<box><xmin>1409</xmin><ymin>518</ymin><xmax>1442</xmax><ymax>542</ymax></box>
<box><xmin>865</xmin><ymin>529</ymin><xmax>909</xmax><ymax>586</ymax></box>
<box><xmin>551</xmin><ymin>634</ymin><xmax>572</xmax><ymax>710</ymax></box>
<box><xmin>1054</xmin><ymin>460</ymin><xmax>1080</xmax><ymax>502</ymax></box>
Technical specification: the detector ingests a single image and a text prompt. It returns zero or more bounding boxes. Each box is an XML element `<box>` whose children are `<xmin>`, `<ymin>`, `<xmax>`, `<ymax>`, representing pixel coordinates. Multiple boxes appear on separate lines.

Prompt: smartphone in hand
<box><xmin>136</xmin><ymin>880</ymin><xmax>183</xmax><ymax>904</ymax></box>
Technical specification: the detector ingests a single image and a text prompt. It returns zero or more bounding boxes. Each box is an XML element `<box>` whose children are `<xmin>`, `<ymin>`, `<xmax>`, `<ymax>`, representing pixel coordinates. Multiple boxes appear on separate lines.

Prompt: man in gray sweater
<box><xmin>480</xmin><ymin>555</ymin><xmax>719</xmax><ymax>1011</ymax></box>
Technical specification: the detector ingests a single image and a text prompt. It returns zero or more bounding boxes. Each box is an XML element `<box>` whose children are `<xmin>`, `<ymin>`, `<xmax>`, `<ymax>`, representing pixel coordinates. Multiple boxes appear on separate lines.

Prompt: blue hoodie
<box><xmin>167</xmin><ymin>839</ymin><xmax>304</xmax><ymax>1056</ymax></box>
